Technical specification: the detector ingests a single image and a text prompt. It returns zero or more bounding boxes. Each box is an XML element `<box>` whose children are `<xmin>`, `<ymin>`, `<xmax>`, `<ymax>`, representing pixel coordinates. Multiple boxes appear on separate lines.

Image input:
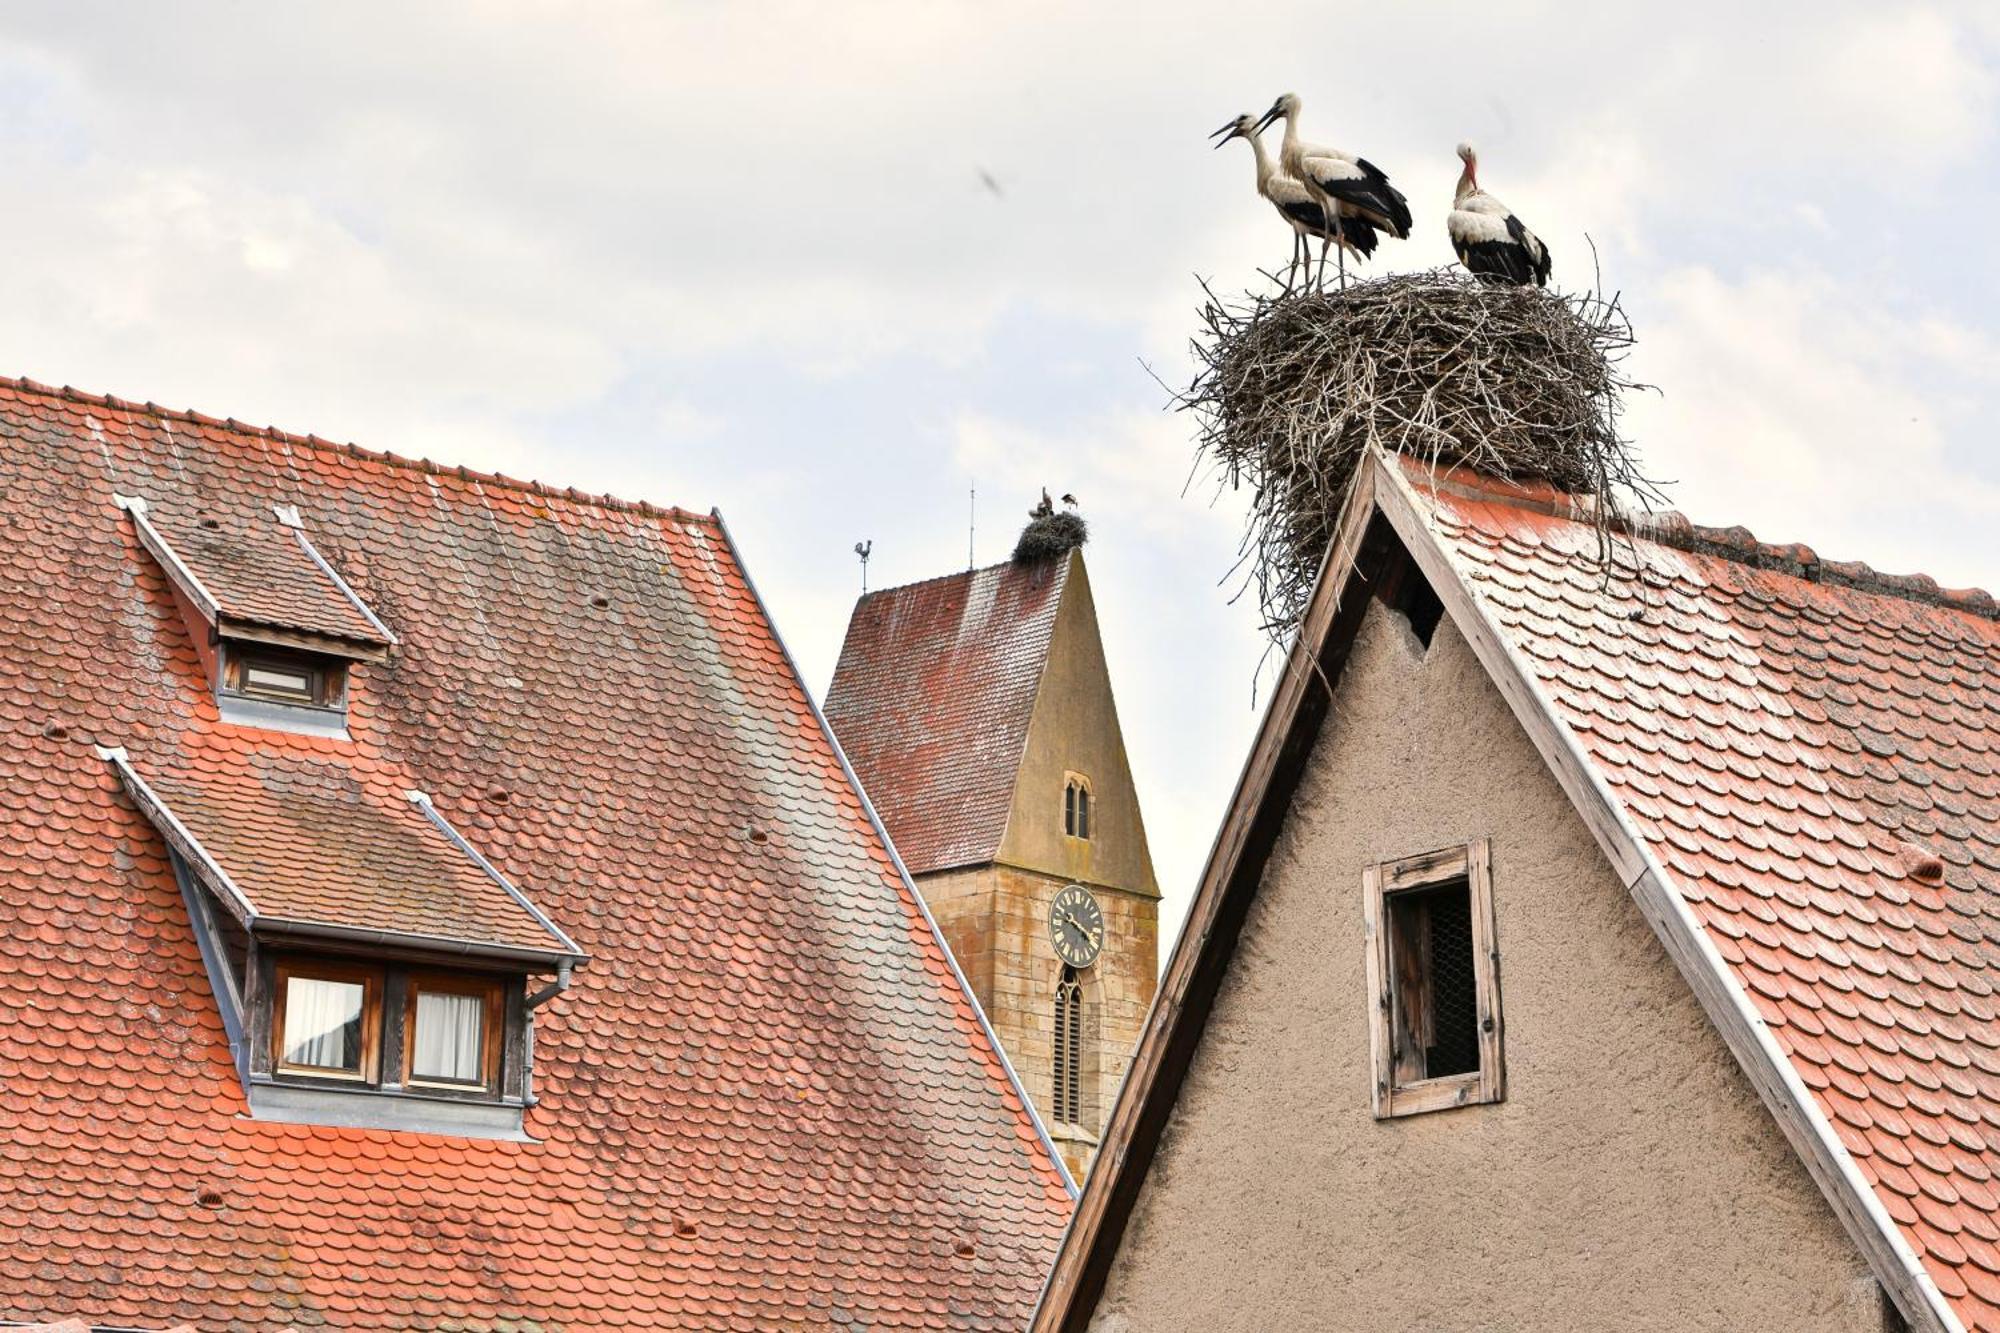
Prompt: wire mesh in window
<box><xmin>1389</xmin><ymin>879</ymin><xmax>1480</xmax><ymax>1081</ymax></box>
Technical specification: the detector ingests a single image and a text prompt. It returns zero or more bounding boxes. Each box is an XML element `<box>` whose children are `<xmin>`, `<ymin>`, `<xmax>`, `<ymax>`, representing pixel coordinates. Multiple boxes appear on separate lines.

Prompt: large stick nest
<box><xmin>1184</xmin><ymin>268</ymin><xmax>1657</xmax><ymax>639</ymax></box>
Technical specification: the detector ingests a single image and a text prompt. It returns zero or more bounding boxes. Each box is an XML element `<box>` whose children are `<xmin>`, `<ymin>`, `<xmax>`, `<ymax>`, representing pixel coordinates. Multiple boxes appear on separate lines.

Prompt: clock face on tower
<box><xmin>1049</xmin><ymin>884</ymin><xmax>1106</xmax><ymax>969</ymax></box>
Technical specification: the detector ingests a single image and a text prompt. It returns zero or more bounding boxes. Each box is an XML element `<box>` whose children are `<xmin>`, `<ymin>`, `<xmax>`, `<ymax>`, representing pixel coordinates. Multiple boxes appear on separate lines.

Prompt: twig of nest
<box><xmin>1013</xmin><ymin>510</ymin><xmax>1089</xmax><ymax>564</ymax></box>
<box><xmin>1181</xmin><ymin>266</ymin><xmax>1659</xmax><ymax>640</ymax></box>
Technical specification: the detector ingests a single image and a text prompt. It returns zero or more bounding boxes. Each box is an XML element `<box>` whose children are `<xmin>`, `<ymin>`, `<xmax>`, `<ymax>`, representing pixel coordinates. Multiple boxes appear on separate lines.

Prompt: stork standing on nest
<box><xmin>1253</xmin><ymin>92</ymin><xmax>1411</xmax><ymax>290</ymax></box>
<box><xmin>1211</xmin><ymin>113</ymin><xmax>1376</xmax><ymax>294</ymax></box>
<box><xmin>1447</xmin><ymin>142</ymin><xmax>1551</xmax><ymax>287</ymax></box>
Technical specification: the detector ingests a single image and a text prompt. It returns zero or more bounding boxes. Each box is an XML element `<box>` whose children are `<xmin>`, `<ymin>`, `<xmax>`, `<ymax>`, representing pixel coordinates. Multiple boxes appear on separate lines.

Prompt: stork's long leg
<box><xmin>1286</xmin><ymin>231</ymin><xmax>1303</xmax><ymax>294</ymax></box>
<box><xmin>1337</xmin><ymin>228</ymin><xmax>1348</xmax><ymax>291</ymax></box>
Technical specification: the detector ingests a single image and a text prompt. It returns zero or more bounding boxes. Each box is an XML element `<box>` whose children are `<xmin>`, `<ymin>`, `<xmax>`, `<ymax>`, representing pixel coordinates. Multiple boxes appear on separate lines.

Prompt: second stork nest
<box><xmin>1187</xmin><ymin>268</ymin><xmax>1655</xmax><ymax>638</ymax></box>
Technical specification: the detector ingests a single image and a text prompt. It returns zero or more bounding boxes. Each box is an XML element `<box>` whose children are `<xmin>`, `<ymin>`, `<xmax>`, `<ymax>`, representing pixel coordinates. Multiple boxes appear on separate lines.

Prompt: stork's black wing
<box><xmin>1506</xmin><ymin>214</ymin><xmax>1553</xmax><ymax>286</ymax></box>
<box><xmin>1306</xmin><ymin>160</ymin><xmax>1411</xmax><ymax>240</ymax></box>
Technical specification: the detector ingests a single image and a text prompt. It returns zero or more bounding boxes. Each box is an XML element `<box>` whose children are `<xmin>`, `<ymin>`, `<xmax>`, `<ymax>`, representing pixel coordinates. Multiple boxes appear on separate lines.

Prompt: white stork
<box><xmin>1253</xmin><ymin>92</ymin><xmax>1412</xmax><ymax>289</ymax></box>
<box><xmin>1211</xmin><ymin>113</ymin><xmax>1376</xmax><ymax>293</ymax></box>
<box><xmin>1447</xmin><ymin>142</ymin><xmax>1551</xmax><ymax>287</ymax></box>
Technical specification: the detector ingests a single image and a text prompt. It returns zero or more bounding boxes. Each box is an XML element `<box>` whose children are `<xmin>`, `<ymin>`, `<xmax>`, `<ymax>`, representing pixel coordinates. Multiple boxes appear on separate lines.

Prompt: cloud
<box><xmin>0</xmin><ymin>1</ymin><xmax>1995</xmax><ymax>943</ymax></box>
<box><xmin>1628</xmin><ymin>265</ymin><xmax>2000</xmax><ymax>589</ymax></box>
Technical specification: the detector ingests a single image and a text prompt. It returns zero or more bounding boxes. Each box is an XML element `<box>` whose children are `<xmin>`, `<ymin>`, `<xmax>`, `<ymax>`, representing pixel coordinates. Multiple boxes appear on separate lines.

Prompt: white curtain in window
<box><xmin>413</xmin><ymin>989</ymin><xmax>484</xmax><ymax>1083</ymax></box>
<box><xmin>283</xmin><ymin>977</ymin><xmax>363</xmax><ymax>1070</ymax></box>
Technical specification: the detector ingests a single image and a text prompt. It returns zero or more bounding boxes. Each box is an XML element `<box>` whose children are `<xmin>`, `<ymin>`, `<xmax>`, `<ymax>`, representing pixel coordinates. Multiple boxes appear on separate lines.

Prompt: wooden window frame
<box><xmin>1363</xmin><ymin>839</ymin><xmax>1504</xmax><ymax>1119</ymax></box>
<box><xmin>224</xmin><ymin>645</ymin><xmax>346</xmax><ymax>709</ymax></box>
<box><xmin>272</xmin><ymin>958</ymin><xmax>383</xmax><ymax>1083</ymax></box>
<box><xmin>402</xmin><ymin>971</ymin><xmax>507</xmax><ymax>1093</ymax></box>
<box><xmin>1063</xmin><ymin>772</ymin><xmax>1093</xmax><ymax>841</ymax></box>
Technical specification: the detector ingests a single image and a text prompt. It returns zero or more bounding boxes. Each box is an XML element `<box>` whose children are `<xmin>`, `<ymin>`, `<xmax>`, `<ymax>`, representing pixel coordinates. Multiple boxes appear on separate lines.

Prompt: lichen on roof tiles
<box><xmin>1399</xmin><ymin>456</ymin><xmax>2000</xmax><ymax>1332</ymax></box>
<box><xmin>0</xmin><ymin>374</ymin><xmax>1070</xmax><ymax>1329</ymax></box>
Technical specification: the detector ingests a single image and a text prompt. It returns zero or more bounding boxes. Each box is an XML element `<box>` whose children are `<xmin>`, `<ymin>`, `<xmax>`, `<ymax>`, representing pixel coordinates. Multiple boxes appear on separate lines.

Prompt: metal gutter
<box><xmin>406</xmin><ymin>789</ymin><xmax>586</xmax><ymax>960</ymax></box>
<box><xmin>256</xmin><ymin>917</ymin><xmax>579</xmax><ymax>969</ymax></box>
<box><xmin>709</xmin><ymin>508</ymin><xmax>1080</xmax><ymax>1199</ymax></box>
<box><xmin>1373</xmin><ymin>453</ymin><xmax>1964</xmax><ymax>1333</ymax></box>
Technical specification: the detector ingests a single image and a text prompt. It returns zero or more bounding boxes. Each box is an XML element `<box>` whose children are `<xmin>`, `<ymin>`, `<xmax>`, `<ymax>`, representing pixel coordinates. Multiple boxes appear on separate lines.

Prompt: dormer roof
<box><xmin>101</xmin><ymin>745</ymin><xmax>581</xmax><ymax>964</ymax></box>
<box><xmin>115</xmin><ymin>493</ymin><xmax>395</xmax><ymax>657</ymax></box>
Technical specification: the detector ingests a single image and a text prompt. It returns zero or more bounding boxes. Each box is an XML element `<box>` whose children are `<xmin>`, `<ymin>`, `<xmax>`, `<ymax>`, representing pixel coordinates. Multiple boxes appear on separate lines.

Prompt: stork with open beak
<box><xmin>1253</xmin><ymin>92</ymin><xmax>1411</xmax><ymax>290</ymax></box>
<box><xmin>1211</xmin><ymin>113</ymin><xmax>1376</xmax><ymax>294</ymax></box>
<box><xmin>1447</xmin><ymin>142</ymin><xmax>1551</xmax><ymax>287</ymax></box>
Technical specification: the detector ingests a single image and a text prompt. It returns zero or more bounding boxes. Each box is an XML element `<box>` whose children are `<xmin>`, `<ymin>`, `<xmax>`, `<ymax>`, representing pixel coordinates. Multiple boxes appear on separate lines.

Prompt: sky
<box><xmin>2</xmin><ymin>2</ymin><xmax>1997</xmax><ymax>948</ymax></box>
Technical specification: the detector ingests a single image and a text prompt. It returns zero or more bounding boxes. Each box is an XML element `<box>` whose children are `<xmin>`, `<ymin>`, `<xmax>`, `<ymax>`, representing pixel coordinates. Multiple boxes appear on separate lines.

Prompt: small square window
<box><xmin>274</xmin><ymin>960</ymin><xmax>381</xmax><ymax>1081</ymax></box>
<box><xmin>1364</xmin><ymin>840</ymin><xmax>1504</xmax><ymax>1118</ymax></box>
<box><xmin>404</xmin><ymin>973</ymin><xmax>504</xmax><ymax>1091</ymax></box>
<box><xmin>225</xmin><ymin>646</ymin><xmax>342</xmax><ymax>708</ymax></box>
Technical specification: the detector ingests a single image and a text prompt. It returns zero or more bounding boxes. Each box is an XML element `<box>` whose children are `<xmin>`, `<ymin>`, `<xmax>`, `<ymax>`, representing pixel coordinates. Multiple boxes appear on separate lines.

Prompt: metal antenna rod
<box><xmin>968</xmin><ymin>482</ymin><xmax>976</xmax><ymax>570</ymax></box>
<box><xmin>853</xmin><ymin>540</ymin><xmax>872</xmax><ymax>592</ymax></box>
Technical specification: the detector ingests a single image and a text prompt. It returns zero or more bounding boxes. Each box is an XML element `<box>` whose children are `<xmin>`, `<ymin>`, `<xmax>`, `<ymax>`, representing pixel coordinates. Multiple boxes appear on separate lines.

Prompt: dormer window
<box><xmin>98</xmin><ymin>745</ymin><xmax>585</xmax><ymax>1140</ymax></box>
<box><xmin>270</xmin><ymin>956</ymin><xmax>507</xmax><ymax>1098</ymax></box>
<box><xmin>275</xmin><ymin>959</ymin><xmax>380</xmax><ymax>1080</ymax></box>
<box><xmin>113</xmin><ymin>495</ymin><xmax>396</xmax><ymax>738</ymax></box>
<box><xmin>226</xmin><ymin>646</ymin><xmax>345</xmax><ymax>709</ymax></box>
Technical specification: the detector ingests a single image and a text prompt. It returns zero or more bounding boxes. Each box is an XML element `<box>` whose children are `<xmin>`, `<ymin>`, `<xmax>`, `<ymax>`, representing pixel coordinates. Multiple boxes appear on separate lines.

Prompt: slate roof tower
<box><xmin>826</xmin><ymin>545</ymin><xmax>1160</xmax><ymax>1180</ymax></box>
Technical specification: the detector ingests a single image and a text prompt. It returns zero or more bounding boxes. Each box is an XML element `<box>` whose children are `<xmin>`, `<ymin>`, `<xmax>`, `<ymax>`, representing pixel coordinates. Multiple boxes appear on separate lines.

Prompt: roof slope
<box><xmin>126</xmin><ymin>749</ymin><xmax>573</xmax><ymax>956</ymax></box>
<box><xmin>825</xmin><ymin>558</ymin><xmax>1069</xmax><ymax>875</ymax></box>
<box><xmin>0</xmin><ymin>377</ymin><xmax>1069</xmax><ymax>1330</ymax></box>
<box><xmin>157</xmin><ymin>504</ymin><xmax>391</xmax><ymax>644</ymax></box>
<box><xmin>1037</xmin><ymin>451</ymin><xmax>1996</xmax><ymax>1333</ymax></box>
<box><xmin>1401</xmin><ymin>461</ymin><xmax>2000</xmax><ymax>1328</ymax></box>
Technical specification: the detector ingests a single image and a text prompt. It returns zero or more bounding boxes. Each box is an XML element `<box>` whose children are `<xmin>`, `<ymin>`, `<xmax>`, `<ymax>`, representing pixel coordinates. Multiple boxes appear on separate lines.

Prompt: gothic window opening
<box><xmin>1052</xmin><ymin>965</ymin><xmax>1084</xmax><ymax>1125</ymax></box>
<box><xmin>1063</xmin><ymin>774</ymin><xmax>1093</xmax><ymax>840</ymax></box>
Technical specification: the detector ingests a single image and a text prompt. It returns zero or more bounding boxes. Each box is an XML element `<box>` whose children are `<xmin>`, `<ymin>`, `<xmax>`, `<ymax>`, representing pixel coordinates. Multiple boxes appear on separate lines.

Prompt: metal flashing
<box><xmin>168</xmin><ymin>846</ymin><xmax>249</xmax><ymax>1079</ymax></box>
<box><xmin>405</xmin><ymin>790</ymin><xmax>585</xmax><ymax>960</ymax></box>
<box><xmin>289</xmin><ymin>519</ymin><xmax>400</xmax><ymax>646</ymax></box>
<box><xmin>115</xmin><ymin>493</ymin><xmax>223</xmax><ymax>624</ymax></box>
<box><xmin>100</xmin><ymin>745</ymin><xmax>257</xmax><ymax>924</ymax></box>
<box><xmin>215</xmin><ymin>690</ymin><xmax>351</xmax><ymax>740</ymax></box>
<box><xmin>246</xmin><ymin>1078</ymin><xmax>531</xmax><ymax>1141</ymax></box>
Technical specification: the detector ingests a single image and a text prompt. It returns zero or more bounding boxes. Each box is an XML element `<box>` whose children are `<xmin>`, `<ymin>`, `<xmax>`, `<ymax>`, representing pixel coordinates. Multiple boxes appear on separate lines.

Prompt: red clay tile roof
<box><xmin>0</xmin><ymin>376</ymin><xmax>1070</xmax><ymax>1329</ymax></box>
<box><xmin>117</xmin><ymin>747</ymin><xmax>576</xmax><ymax>957</ymax></box>
<box><xmin>139</xmin><ymin>503</ymin><xmax>392</xmax><ymax>646</ymax></box>
<box><xmin>825</xmin><ymin>558</ymin><xmax>1068</xmax><ymax>875</ymax></box>
<box><xmin>1397</xmin><ymin>458</ymin><xmax>2000</xmax><ymax>1329</ymax></box>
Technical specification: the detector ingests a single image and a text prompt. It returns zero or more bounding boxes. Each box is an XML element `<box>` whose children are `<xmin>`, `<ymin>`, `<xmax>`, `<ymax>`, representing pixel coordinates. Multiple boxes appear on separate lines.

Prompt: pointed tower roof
<box><xmin>826</xmin><ymin>555</ymin><xmax>1071</xmax><ymax>875</ymax></box>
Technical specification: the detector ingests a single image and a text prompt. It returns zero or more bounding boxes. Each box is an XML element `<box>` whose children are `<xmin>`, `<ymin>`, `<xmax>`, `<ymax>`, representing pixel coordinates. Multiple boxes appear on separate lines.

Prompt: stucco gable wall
<box><xmin>1091</xmin><ymin>600</ymin><xmax>1883</xmax><ymax>1332</ymax></box>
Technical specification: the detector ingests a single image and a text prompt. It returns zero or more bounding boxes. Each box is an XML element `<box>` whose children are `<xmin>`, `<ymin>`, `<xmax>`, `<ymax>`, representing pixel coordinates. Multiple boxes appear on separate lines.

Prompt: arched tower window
<box><xmin>1052</xmin><ymin>965</ymin><xmax>1084</xmax><ymax>1125</ymax></box>
<box><xmin>1063</xmin><ymin>774</ymin><xmax>1093</xmax><ymax>840</ymax></box>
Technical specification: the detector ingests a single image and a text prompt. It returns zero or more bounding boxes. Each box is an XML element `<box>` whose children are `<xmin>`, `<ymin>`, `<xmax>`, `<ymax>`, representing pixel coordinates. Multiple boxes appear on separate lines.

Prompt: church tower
<box><xmin>825</xmin><ymin>539</ymin><xmax>1159</xmax><ymax>1180</ymax></box>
